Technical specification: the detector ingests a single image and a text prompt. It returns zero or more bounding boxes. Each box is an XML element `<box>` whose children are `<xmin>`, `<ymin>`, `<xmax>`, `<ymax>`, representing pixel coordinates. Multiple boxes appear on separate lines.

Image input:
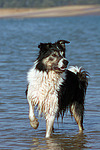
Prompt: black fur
<box><xmin>57</xmin><ymin>69</ymin><xmax>88</xmax><ymax>123</ymax></box>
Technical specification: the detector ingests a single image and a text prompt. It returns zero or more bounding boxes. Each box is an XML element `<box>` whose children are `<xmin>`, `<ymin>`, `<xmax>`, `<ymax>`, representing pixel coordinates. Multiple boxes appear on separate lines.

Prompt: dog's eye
<box><xmin>49</xmin><ymin>57</ymin><xmax>54</xmax><ymax>61</ymax></box>
<box><xmin>49</xmin><ymin>53</ymin><xmax>57</xmax><ymax>61</ymax></box>
<box><xmin>52</xmin><ymin>54</ymin><xmax>57</xmax><ymax>57</ymax></box>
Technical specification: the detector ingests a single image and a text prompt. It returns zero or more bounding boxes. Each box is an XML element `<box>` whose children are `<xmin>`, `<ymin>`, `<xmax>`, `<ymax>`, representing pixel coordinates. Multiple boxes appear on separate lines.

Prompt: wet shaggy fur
<box><xmin>26</xmin><ymin>40</ymin><xmax>88</xmax><ymax>138</ymax></box>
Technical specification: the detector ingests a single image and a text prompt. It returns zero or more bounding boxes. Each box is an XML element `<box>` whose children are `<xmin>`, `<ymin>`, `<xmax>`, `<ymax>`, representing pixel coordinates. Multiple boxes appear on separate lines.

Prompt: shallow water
<box><xmin>0</xmin><ymin>16</ymin><xmax>100</xmax><ymax>149</ymax></box>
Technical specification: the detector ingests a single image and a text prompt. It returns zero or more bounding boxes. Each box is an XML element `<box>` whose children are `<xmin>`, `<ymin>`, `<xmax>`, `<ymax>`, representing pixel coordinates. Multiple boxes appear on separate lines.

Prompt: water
<box><xmin>0</xmin><ymin>16</ymin><xmax>100</xmax><ymax>149</ymax></box>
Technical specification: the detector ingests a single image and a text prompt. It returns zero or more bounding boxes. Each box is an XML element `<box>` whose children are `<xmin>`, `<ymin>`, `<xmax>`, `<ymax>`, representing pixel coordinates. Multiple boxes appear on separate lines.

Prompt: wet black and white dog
<box><xmin>26</xmin><ymin>40</ymin><xmax>88</xmax><ymax>138</ymax></box>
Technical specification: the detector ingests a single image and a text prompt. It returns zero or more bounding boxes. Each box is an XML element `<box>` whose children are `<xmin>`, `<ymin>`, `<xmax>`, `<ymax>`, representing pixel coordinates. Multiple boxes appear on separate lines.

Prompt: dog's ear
<box><xmin>38</xmin><ymin>43</ymin><xmax>52</xmax><ymax>53</ymax></box>
<box><xmin>38</xmin><ymin>43</ymin><xmax>52</xmax><ymax>49</ymax></box>
<box><xmin>57</xmin><ymin>40</ymin><xmax>70</xmax><ymax>49</ymax></box>
<box><xmin>38</xmin><ymin>42</ymin><xmax>52</xmax><ymax>55</ymax></box>
<box><xmin>38</xmin><ymin>43</ymin><xmax>44</xmax><ymax>49</ymax></box>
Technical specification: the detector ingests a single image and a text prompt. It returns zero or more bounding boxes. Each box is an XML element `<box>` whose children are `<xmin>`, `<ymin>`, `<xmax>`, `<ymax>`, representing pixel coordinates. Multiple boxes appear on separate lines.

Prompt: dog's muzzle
<box><xmin>58</xmin><ymin>58</ymin><xmax>69</xmax><ymax>71</ymax></box>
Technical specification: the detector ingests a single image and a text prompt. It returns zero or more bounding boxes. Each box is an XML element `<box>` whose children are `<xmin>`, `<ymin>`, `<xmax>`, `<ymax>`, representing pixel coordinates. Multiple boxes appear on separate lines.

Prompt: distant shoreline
<box><xmin>0</xmin><ymin>5</ymin><xmax>100</xmax><ymax>18</ymax></box>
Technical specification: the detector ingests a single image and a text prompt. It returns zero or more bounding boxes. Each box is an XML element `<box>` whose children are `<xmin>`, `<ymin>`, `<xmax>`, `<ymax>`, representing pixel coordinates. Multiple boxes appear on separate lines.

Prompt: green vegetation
<box><xmin>0</xmin><ymin>0</ymin><xmax>100</xmax><ymax>8</ymax></box>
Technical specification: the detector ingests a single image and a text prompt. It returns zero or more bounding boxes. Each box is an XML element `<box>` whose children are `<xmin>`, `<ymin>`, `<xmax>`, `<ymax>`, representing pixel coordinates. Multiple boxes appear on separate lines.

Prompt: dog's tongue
<box><xmin>60</xmin><ymin>67</ymin><xmax>66</xmax><ymax>70</ymax></box>
<box><xmin>54</xmin><ymin>66</ymin><xmax>66</xmax><ymax>73</ymax></box>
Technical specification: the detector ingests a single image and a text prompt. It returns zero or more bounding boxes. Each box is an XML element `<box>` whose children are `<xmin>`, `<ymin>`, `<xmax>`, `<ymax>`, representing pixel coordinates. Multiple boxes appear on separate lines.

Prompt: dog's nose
<box><xmin>63</xmin><ymin>59</ymin><xmax>69</xmax><ymax>66</ymax></box>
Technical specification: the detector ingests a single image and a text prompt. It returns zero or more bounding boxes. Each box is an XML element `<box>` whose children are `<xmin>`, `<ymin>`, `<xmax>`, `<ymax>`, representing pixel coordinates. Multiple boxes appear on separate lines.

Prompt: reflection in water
<box><xmin>31</xmin><ymin>133</ymin><xmax>89</xmax><ymax>150</ymax></box>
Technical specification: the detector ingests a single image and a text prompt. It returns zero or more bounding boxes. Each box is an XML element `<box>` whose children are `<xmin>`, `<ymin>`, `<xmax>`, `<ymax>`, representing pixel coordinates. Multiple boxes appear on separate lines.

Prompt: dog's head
<box><xmin>36</xmin><ymin>40</ymin><xmax>70</xmax><ymax>73</ymax></box>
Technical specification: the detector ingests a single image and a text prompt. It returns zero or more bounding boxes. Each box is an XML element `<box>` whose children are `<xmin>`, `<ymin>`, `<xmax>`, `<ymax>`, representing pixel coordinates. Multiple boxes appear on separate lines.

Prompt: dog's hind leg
<box><xmin>70</xmin><ymin>102</ymin><xmax>84</xmax><ymax>132</ymax></box>
<box><xmin>45</xmin><ymin>115</ymin><xmax>55</xmax><ymax>138</ymax></box>
<box><xmin>28</xmin><ymin>100</ymin><xmax>39</xmax><ymax>129</ymax></box>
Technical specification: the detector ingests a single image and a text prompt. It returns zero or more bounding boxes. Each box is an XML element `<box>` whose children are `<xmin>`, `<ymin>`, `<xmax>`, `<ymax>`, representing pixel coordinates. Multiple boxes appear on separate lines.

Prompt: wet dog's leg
<box><xmin>45</xmin><ymin>115</ymin><xmax>55</xmax><ymax>138</ymax></box>
<box><xmin>70</xmin><ymin>102</ymin><xmax>84</xmax><ymax>132</ymax></box>
<box><xmin>28</xmin><ymin>100</ymin><xmax>39</xmax><ymax>129</ymax></box>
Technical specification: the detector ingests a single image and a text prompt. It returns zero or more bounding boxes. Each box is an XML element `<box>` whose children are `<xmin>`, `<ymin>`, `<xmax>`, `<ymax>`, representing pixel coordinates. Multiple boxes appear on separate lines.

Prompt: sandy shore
<box><xmin>0</xmin><ymin>5</ymin><xmax>100</xmax><ymax>18</ymax></box>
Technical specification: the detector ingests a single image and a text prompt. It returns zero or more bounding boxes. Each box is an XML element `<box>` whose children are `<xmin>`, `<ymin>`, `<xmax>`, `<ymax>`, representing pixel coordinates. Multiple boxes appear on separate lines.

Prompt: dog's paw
<box><xmin>30</xmin><ymin>118</ymin><xmax>39</xmax><ymax>129</ymax></box>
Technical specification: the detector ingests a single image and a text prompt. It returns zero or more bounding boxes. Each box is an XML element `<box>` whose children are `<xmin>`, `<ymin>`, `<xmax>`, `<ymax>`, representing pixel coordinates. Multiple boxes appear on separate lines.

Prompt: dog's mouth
<box><xmin>54</xmin><ymin>59</ymin><xmax>69</xmax><ymax>73</ymax></box>
<box><xmin>60</xmin><ymin>66</ymin><xmax>67</xmax><ymax>71</ymax></box>
<box><xmin>53</xmin><ymin>67</ymin><xmax>66</xmax><ymax>73</ymax></box>
<box><xmin>54</xmin><ymin>63</ymin><xmax>68</xmax><ymax>73</ymax></box>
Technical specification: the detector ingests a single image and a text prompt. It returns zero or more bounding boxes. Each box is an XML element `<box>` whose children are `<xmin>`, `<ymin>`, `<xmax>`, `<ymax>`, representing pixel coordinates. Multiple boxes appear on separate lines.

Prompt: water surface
<box><xmin>0</xmin><ymin>16</ymin><xmax>100</xmax><ymax>149</ymax></box>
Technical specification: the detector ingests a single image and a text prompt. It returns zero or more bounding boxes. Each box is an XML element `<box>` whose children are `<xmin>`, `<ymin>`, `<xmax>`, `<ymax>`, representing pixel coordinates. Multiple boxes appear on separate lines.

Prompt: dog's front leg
<box><xmin>28</xmin><ymin>100</ymin><xmax>39</xmax><ymax>129</ymax></box>
<box><xmin>45</xmin><ymin>115</ymin><xmax>55</xmax><ymax>138</ymax></box>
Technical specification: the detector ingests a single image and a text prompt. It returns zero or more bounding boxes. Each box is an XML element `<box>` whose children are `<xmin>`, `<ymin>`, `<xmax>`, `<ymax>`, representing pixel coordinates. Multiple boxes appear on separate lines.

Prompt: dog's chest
<box><xmin>27</xmin><ymin>69</ymin><xmax>64</xmax><ymax>115</ymax></box>
<box><xmin>38</xmin><ymin>71</ymin><xmax>62</xmax><ymax>98</ymax></box>
<box><xmin>31</xmin><ymin>70</ymin><xmax>63</xmax><ymax>99</ymax></box>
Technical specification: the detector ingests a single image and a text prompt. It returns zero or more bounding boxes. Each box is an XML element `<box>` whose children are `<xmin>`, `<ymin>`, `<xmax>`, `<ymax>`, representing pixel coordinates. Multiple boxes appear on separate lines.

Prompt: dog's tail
<box><xmin>68</xmin><ymin>66</ymin><xmax>89</xmax><ymax>93</ymax></box>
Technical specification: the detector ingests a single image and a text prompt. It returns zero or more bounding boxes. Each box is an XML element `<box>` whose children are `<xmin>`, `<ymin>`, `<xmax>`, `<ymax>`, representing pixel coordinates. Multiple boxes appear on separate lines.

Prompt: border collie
<box><xmin>26</xmin><ymin>40</ymin><xmax>88</xmax><ymax>138</ymax></box>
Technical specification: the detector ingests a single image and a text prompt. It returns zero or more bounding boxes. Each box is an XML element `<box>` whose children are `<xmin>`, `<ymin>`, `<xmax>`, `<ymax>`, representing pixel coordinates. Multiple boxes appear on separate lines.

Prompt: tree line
<box><xmin>0</xmin><ymin>0</ymin><xmax>100</xmax><ymax>8</ymax></box>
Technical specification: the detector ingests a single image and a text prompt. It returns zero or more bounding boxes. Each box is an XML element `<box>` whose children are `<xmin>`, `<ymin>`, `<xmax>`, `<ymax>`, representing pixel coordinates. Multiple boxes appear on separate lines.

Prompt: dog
<box><xmin>26</xmin><ymin>40</ymin><xmax>88</xmax><ymax>138</ymax></box>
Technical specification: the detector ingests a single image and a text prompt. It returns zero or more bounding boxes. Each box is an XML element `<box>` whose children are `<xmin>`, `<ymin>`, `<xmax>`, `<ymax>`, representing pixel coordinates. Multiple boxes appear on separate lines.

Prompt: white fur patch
<box><xmin>68</xmin><ymin>66</ymin><xmax>82</xmax><ymax>74</ymax></box>
<box><xmin>27</xmin><ymin>67</ymin><xmax>64</xmax><ymax>117</ymax></box>
<box><xmin>60</xmin><ymin>51</ymin><xmax>64</xmax><ymax>57</ymax></box>
<box><xmin>58</xmin><ymin>59</ymin><xmax>64</xmax><ymax>68</ymax></box>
